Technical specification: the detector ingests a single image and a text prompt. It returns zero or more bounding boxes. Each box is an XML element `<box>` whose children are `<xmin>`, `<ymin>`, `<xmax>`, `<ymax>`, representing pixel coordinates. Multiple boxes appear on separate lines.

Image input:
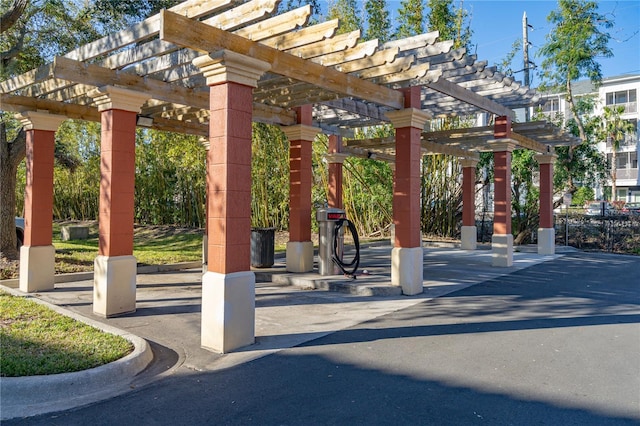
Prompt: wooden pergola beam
<box><xmin>426</xmin><ymin>78</ymin><xmax>515</xmax><ymax>119</ymax></box>
<box><xmin>0</xmin><ymin>93</ymin><xmax>209</xmax><ymax>136</ymax></box>
<box><xmin>509</xmin><ymin>132</ymin><xmax>548</xmax><ymax>153</ymax></box>
<box><xmin>159</xmin><ymin>10</ymin><xmax>405</xmax><ymax>110</ymax></box>
<box><xmin>50</xmin><ymin>56</ymin><xmax>210</xmax><ymax>109</ymax></box>
<box><xmin>345</xmin><ymin>134</ymin><xmax>480</xmax><ymax>158</ymax></box>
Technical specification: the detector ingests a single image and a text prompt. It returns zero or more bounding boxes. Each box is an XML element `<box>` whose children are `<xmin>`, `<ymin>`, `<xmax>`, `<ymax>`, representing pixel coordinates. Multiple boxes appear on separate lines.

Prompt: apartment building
<box><xmin>533</xmin><ymin>73</ymin><xmax>640</xmax><ymax>202</ymax></box>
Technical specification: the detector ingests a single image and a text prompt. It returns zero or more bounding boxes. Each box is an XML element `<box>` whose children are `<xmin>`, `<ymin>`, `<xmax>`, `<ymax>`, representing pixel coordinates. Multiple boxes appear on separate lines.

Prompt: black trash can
<box><xmin>250</xmin><ymin>227</ymin><xmax>275</xmax><ymax>268</ymax></box>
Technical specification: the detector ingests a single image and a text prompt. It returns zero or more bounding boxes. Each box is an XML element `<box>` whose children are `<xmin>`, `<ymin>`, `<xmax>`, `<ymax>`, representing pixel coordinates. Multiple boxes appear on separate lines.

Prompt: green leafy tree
<box><xmin>326</xmin><ymin>0</ymin><xmax>362</xmax><ymax>34</ymax></box>
<box><xmin>251</xmin><ymin>124</ymin><xmax>290</xmax><ymax>229</ymax></box>
<box><xmin>572</xmin><ymin>186</ymin><xmax>594</xmax><ymax>207</ymax></box>
<box><xmin>597</xmin><ymin>105</ymin><xmax>636</xmax><ymax>201</ymax></box>
<box><xmin>538</xmin><ymin>0</ymin><xmax>613</xmax><ymax>143</ymax></box>
<box><xmin>1</xmin><ymin>0</ymin><xmax>100</xmax><ymax>259</ymax></box>
<box><xmin>365</xmin><ymin>0</ymin><xmax>391</xmax><ymax>42</ymax></box>
<box><xmin>427</xmin><ymin>0</ymin><xmax>472</xmax><ymax>49</ymax></box>
<box><xmin>0</xmin><ymin>0</ymin><xmax>175</xmax><ymax>259</ymax></box>
<box><xmin>537</xmin><ymin>0</ymin><xmax>613</xmax><ymax>205</ymax></box>
<box><xmin>396</xmin><ymin>0</ymin><xmax>425</xmax><ymax>38</ymax></box>
<box><xmin>510</xmin><ymin>149</ymin><xmax>539</xmax><ymax>244</ymax></box>
<box><xmin>135</xmin><ymin>130</ymin><xmax>206</xmax><ymax>227</ymax></box>
<box><xmin>540</xmin><ymin>97</ymin><xmax>608</xmax><ymax>197</ymax></box>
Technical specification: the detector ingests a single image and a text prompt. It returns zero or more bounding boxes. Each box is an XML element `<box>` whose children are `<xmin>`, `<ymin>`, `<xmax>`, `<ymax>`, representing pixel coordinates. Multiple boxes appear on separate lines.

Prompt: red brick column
<box><xmin>326</xmin><ymin>134</ymin><xmax>347</xmax><ymax>209</ymax></box>
<box><xmin>489</xmin><ymin>116</ymin><xmax>515</xmax><ymax>267</ymax></box>
<box><xmin>91</xmin><ymin>86</ymin><xmax>150</xmax><ymax>317</ymax></box>
<box><xmin>535</xmin><ymin>152</ymin><xmax>557</xmax><ymax>255</ymax></box>
<box><xmin>194</xmin><ymin>50</ymin><xmax>270</xmax><ymax>353</ymax></box>
<box><xmin>281</xmin><ymin>106</ymin><xmax>320</xmax><ymax>273</ymax></box>
<box><xmin>386</xmin><ymin>86</ymin><xmax>430</xmax><ymax>295</ymax></box>
<box><xmin>460</xmin><ymin>157</ymin><xmax>479</xmax><ymax>250</ymax></box>
<box><xmin>17</xmin><ymin>112</ymin><xmax>66</xmax><ymax>293</ymax></box>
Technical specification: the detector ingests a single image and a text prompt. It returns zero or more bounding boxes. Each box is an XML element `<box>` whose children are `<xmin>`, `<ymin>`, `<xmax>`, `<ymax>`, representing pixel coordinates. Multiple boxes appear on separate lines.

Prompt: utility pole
<box><xmin>523</xmin><ymin>11</ymin><xmax>531</xmax><ymax>121</ymax></box>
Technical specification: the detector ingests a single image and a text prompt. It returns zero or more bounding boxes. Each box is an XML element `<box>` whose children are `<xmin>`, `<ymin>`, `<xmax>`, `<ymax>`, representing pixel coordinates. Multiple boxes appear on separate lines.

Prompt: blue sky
<box><xmin>353</xmin><ymin>1</ymin><xmax>640</xmax><ymax>84</ymax></box>
<box><xmin>461</xmin><ymin>0</ymin><xmax>640</xmax><ymax>82</ymax></box>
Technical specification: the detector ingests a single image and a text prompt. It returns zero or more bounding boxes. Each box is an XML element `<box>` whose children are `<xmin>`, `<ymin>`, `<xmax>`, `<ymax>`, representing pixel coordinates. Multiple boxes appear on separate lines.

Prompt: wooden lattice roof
<box><xmin>1</xmin><ymin>0</ymin><xmax>561</xmax><ymax>146</ymax></box>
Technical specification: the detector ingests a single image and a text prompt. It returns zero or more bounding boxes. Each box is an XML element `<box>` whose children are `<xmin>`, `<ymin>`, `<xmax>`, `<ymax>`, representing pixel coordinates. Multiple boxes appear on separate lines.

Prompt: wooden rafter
<box><xmin>159</xmin><ymin>10</ymin><xmax>405</xmax><ymax>110</ymax></box>
<box><xmin>426</xmin><ymin>78</ymin><xmax>515</xmax><ymax>119</ymax></box>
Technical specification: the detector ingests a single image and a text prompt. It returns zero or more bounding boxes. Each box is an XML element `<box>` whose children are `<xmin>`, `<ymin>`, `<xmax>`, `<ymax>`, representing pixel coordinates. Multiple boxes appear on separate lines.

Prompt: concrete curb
<box><xmin>0</xmin><ymin>286</ymin><xmax>154</xmax><ymax>421</ymax></box>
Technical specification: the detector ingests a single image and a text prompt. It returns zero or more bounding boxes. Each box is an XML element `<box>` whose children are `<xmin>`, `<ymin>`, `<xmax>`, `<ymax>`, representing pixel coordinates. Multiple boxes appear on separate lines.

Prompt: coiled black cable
<box><xmin>331</xmin><ymin>218</ymin><xmax>360</xmax><ymax>278</ymax></box>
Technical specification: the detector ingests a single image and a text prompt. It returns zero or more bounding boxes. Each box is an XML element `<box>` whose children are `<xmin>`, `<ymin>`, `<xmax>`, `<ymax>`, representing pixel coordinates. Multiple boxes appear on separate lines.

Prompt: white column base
<box><xmin>93</xmin><ymin>255</ymin><xmax>137</xmax><ymax>317</ymax></box>
<box><xmin>537</xmin><ymin>228</ymin><xmax>555</xmax><ymax>255</ymax></box>
<box><xmin>201</xmin><ymin>271</ymin><xmax>255</xmax><ymax>353</ymax></box>
<box><xmin>492</xmin><ymin>234</ymin><xmax>513</xmax><ymax>267</ymax></box>
<box><xmin>19</xmin><ymin>245</ymin><xmax>55</xmax><ymax>293</ymax></box>
<box><xmin>286</xmin><ymin>241</ymin><xmax>314</xmax><ymax>272</ymax></box>
<box><xmin>391</xmin><ymin>247</ymin><xmax>424</xmax><ymax>296</ymax></box>
<box><xmin>460</xmin><ymin>226</ymin><xmax>477</xmax><ymax>250</ymax></box>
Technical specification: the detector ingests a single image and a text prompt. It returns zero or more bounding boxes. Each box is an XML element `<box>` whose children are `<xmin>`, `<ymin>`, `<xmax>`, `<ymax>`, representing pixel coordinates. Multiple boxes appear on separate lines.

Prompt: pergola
<box><xmin>1</xmin><ymin>0</ymin><xmax>578</xmax><ymax>353</ymax></box>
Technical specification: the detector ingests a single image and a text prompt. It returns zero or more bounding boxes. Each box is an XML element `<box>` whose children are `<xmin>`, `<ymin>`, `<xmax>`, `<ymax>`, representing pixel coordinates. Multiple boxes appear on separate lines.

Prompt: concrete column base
<box><xmin>19</xmin><ymin>245</ymin><xmax>55</xmax><ymax>293</ymax></box>
<box><xmin>201</xmin><ymin>271</ymin><xmax>255</xmax><ymax>353</ymax></box>
<box><xmin>537</xmin><ymin>228</ymin><xmax>555</xmax><ymax>255</ymax></box>
<box><xmin>460</xmin><ymin>226</ymin><xmax>477</xmax><ymax>250</ymax></box>
<box><xmin>492</xmin><ymin>234</ymin><xmax>513</xmax><ymax>267</ymax></box>
<box><xmin>286</xmin><ymin>241</ymin><xmax>314</xmax><ymax>273</ymax></box>
<box><xmin>93</xmin><ymin>255</ymin><xmax>137</xmax><ymax>317</ymax></box>
<box><xmin>391</xmin><ymin>247</ymin><xmax>424</xmax><ymax>296</ymax></box>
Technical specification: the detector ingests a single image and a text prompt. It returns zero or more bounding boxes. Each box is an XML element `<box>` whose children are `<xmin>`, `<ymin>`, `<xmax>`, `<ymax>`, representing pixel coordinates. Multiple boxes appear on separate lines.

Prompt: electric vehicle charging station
<box><xmin>316</xmin><ymin>207</ymin><xmax>360</xmax><ymax>277</ymax></box>
<box><xmin>317</xmin><ymin>208</ymin><xmax>344</xmax><ymax>275</ymax></box>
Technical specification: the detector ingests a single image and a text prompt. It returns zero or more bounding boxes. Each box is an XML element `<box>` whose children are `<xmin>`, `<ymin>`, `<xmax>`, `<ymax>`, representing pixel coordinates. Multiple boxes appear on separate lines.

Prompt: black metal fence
<box><xmin>555</xmin><ymin>213</ymin><xmax>640</xmax><ymax>254</ymax></box>
<box><xmin>475</xmin><ymin>213</ymin><xmax>640</xmax><ymax>255</ymax></box>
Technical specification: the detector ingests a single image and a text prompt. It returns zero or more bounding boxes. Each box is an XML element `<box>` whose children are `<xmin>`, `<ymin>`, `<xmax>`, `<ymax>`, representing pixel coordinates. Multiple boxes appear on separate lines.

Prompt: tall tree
<box><xmin>427</xmin><ymin>0</ymin><xmax>471</xmax><ymax>49</ymax></box>
<box><xmin>598</xmin><ymin>105</ymin><xmax>635</xmax><ymax>201</ymax></box>
<box><xmin>0</xmin><ymin>0</ymin><xmax>171</xmax><ymax>259</ymax></box>
<box><xmin>326</xmin><ymin>0</ymin><xmax>362</xmax><ymax>34</ymax></box>
<box><xmin>396</xmin><ymin>0</ymin><xmax>425</xmax><ymax>38</ymax></box>
<box><xmin>538</xmin><ymin>0</ymin><xmax>613</xmax><ymax>143</ymax></box>
<box><xmin>365</xmin><ymin>0</ymin><xmax>391</xmax><ymax>42</ymax></box>
<box><xmin>537</xmin><ymin>0</ymin><xmax>613</xmax><ymax>198</ymax></box>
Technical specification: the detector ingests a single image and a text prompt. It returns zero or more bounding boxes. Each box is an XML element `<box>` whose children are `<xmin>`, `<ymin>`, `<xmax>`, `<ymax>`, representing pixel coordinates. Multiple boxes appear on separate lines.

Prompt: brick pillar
<box><xmin>281</xmin><ymin>106</ymin><xmax>320</xmax><ymax>273</ymax></box>
<box><xmin>326</xmin><ymin>135</ymin><xmax>347</xmax><ymax>210</ymax></box>
<box><xmin>460</xmin><ymin>158</ymin><xmax>479</xmax><ymax>250</ymax></box>
<box><xmin>90</xmin><ymin>86</ymin><xmax>149</xmax><ymax>317</ymax></box>
<box><xmin>535</xmin><ymin>152</ymin><xmax>557</xmax><ymax>255</ymax></box>
<box><xmin>16</xmin><ymin>112</ymin><xmax>66</xmax><ymax>293</ymax></box>
<box><xmin>194</xmin><ymin>50</ymin><xmax>270</xmax><ymax>353</ymax></box>
<box><xmin>489</xmin><ymin>116</ymin><xmax>515</xmax><ymax>267</ymax></box>
<box><xmin>386</xmin><ymin>86</ymin><xmax>430</xmax><ymax>295</ymax></box>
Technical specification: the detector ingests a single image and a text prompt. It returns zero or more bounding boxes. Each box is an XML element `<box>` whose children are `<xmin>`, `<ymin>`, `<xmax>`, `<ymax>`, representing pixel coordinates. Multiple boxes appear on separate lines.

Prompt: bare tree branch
<box><xmin>0</xmin><ymin>0</ymin><xmax>29</xmax><ymax>34</ymax></box>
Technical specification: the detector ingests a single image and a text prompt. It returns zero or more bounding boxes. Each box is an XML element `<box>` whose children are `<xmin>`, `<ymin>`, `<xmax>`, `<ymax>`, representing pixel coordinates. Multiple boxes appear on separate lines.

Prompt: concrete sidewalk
<box><xmin>1</xmin><ymin>244</ymin><xmax>569</xmax><ymax>419</ymax></box>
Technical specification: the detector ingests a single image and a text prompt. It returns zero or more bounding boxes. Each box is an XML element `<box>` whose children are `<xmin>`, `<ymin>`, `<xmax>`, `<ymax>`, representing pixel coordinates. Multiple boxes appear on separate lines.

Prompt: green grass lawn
<box><xmin>51</xmin><ymin>222</ymin><xmax>203</xmax><ymax>275</ymax></box>
<box><xmin>0</xmin><ymin>291</ymin><xmax>133</xmax><ymax>377</ymax></box>
<box><xmin>1</xmin><ymin>222</ymin><xmax>296</xmax><ymax>280</ymax></box>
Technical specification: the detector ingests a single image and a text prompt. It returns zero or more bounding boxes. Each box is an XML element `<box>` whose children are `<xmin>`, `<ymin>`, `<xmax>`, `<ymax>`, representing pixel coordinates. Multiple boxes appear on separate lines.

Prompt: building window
<box><xmin>540</xmin><ymin>97</ymin><xmax>560</xmax><ymax>112</ymax></box>
<box><xmin>631</xmin><ymin>151</ymin><xmax>638</xmax><ymax>169</ymax></box>
<box><xmin>605</xmin><ymin>89</ymin><xmax>637</xmax><ymax>113</ymax></box>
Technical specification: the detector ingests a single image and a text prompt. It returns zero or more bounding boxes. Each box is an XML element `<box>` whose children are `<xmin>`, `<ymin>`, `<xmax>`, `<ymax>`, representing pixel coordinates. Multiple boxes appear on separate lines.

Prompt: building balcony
<box><xmin>605</xmin><ymin>134</ymin><xmax>638</xmax><ymax>150</ymax></box>
<box><xmin>621</xmin><ymin>101</ymin><xmax>637</xmax><ymax>114</ymax></box>
<box><xmin>614</xmin><ymin>168</ymin><xmax>639</xmax><ymax>181</ymax></box>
